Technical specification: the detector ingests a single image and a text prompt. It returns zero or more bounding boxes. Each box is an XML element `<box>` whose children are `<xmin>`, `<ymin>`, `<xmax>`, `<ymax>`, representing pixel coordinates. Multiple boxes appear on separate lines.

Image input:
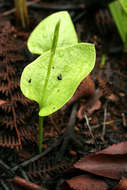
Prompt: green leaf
<box><xmin>109</xmin><ymin>1</ymin><xmax>126</xmax><ymax>43</ymax></box>
<box><xmin>119</xmin><ymin>0</ymin><xmax>127</xmax><ymax>13</ymax></box>
<box><xmin>27</xmin><ymin>11</ymin><xmax>78</xmax><ymax>55</ymax></box>
<box><xmin>20</xmin><ymin>43</ymin><xmax>96</xmax><ymax>116</ymax></box>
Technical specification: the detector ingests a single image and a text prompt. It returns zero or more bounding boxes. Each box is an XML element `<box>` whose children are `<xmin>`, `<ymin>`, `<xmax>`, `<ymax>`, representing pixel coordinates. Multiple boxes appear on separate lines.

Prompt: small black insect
<box><xmin>28</xmin><ymin>78</ymin><xmax>31</xmax><ymax>83</ymax></box>
<box><xmin>57</xmin><ymin>74</ymin><xmax>62</xmax><ymax>80</ymax></box>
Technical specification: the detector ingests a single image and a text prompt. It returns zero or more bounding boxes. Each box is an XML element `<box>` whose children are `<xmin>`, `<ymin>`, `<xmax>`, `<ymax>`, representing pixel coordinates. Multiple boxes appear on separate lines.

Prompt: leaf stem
<box><xmin>39</xmin><ymin>116</ymin><xmax>43</xmax><ymax>153</ymax></box>
<box><xmin>40</xmin><ymin>20</ymin><xmax>60</xmax><ymax>107</ymax></box>
<box><xmin>38</xmin><ymin>20</ymin><xmax>60</xmax><ymax>153</ymax></box>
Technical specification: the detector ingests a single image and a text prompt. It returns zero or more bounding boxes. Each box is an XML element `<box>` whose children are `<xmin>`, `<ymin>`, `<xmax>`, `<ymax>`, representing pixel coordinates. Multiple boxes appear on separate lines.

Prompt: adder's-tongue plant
<box><xmin>20</xmin><ymin>11</ymin><xmax>96</xmax><ymax>152</ymax></box>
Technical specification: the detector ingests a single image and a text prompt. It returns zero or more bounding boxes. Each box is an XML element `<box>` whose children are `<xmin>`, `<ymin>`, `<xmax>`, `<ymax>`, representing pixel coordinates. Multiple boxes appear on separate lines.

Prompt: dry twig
<box><xmin>84</xmin><ymin>113</ymin><xmax>97</xmax><ymax>148</ymax></box>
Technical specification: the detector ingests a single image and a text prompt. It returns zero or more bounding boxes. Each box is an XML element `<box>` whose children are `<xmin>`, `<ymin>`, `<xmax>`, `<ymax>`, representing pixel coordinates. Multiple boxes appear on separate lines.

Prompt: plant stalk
<box><xmin>39</xmin><ymin>116</ymin><xmax>43</xmax><ymax>153</ymax></box>
<box><xmin>100</xmin><ymin>54</ymin><xmax>106</xmax><ymax>68</ymax></box>
<box><xmin>38</xmin><ymin>20</ymin><xmax>60</xmax><ymax>153</ymax></box>
<box><xmin>14</xmin><ymin>0</ymin><xmax>29</xmax><ymax>28</ymax></box>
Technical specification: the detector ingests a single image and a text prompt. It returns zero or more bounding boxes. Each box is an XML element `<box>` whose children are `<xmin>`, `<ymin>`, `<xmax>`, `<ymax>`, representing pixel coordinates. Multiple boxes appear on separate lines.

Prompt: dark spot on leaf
<box><xmin>53</xmin><ymin>107</ymin><xmax>55</xmax><ymax>109</ymax></box>
<box><xmin>52</xmin><ymin>66</ymin><xmax>55</xmax><ymax>69</ymax></box>
<box><xmin>28</xmin><ymin>79</ymin><xmax>31</xmax><ymax>83</ymax></box>
<box><xmin>57</xmin><ymin>89</ymin><xmax>60</xmax><ymax>92</ymax></box>
<box><xmin>57</xmin><ymin>74</ymin><xmax>62</xmax><ymax>80</ymax></box>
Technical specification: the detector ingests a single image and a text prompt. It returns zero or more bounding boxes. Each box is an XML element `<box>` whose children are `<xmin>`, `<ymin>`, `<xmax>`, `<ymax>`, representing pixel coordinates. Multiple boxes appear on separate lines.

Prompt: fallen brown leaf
<box><xmin>74</xmin><ymin>142</ymin><xmax>127</xmax><ymax>179</ymax></box>
<box><xmin>98</xmin><ymin>141</ymin><xmax>127</xmax><ymax>155</ymax></box>
<box><xmin>65</xmin><ymin>175</ymin><xmax>108</xmax><ymax>190</ymax></box>
<box><xmin>113</xmin><ymin>177</ymin><xmax>127</xmax><ymax>190</ymax></box>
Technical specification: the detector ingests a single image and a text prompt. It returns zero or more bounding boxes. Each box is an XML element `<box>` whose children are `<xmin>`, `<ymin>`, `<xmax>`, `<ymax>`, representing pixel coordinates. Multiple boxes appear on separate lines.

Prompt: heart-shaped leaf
<box><xmin>20</xmin><ymin>43</ymin><xmax>96</xmax><ymax>116</ymax></box>
<box><xmin>27</xmin><ymin>11</ymin><xmax>78</xmax><ymax>55</ymax></box>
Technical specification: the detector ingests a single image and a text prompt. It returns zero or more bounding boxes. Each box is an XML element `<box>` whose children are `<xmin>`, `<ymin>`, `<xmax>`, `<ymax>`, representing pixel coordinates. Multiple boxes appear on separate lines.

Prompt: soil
<box><xmin>0</xmin><ymin>0</ymin><xmax>127</xmax><ymax>190</ymax></box>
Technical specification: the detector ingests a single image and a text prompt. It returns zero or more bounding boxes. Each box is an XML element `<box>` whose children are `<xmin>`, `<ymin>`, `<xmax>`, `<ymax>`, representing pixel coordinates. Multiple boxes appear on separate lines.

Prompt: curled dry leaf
<box><xmin>77</xmin><ymin>89</ymin><xmax>102</xmax><ymax>119</ymax></box>
<box><xmin>86</xmin><ymin>99</ymin><xmax>101</xmax><ymax>115</ymax></box>
<box><xmin>74</xmin><ymin>141</ymin><xmax>127</xmax><ymax>179</ymax></box>
<box><xmin>77</xmin><ymin>100</ymin><xmax>101</xmax><ymax>120</ymax></box>
<box><xmin>77</xmin><ymin>104</ymin><xmax>86</xmax><ymax>120</ymax></box>
<box><xmin>65</xmin><ymin>175</ymin><xmax>108</xmax><ymax>190</ymax></box>
<box><xmin>62</xmin><ymin>75</ymin><xmax>95</xmax><ymax>110</ymax></box>
<box><xmin>113</xmin><ymin>177</ymin><xmax>127</xmax><ymax>190</ymax></box>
